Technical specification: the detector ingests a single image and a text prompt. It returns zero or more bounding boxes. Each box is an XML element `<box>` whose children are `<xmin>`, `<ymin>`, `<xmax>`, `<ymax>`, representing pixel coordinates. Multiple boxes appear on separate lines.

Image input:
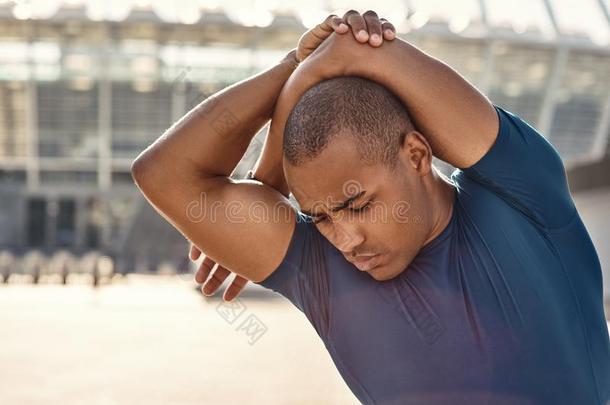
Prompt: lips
<box><xmin>350</xmin><ymin>254</ymin><xmax>382</xmax><ymax>272</ymax></box>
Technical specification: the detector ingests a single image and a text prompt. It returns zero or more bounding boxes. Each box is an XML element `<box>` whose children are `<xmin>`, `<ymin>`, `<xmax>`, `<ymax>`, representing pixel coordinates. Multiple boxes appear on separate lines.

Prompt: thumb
<box><xmin>315</xmin><ymin>15</ymin><xmax>346</xmax><ymax>37</ymax></box>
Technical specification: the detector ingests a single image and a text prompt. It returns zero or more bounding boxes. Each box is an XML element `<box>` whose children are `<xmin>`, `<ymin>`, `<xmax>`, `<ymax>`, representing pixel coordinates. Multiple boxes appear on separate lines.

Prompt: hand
<box><xmin>190</xmin><ymin>244</ymin><xmax>248</xmax><ymax>301</ymax></box>
<box><xmin>296</xmin><ymin>11</ymin><xmax>396</xmax><ymax>63</ymax></box>
<box><xmin>269</xmin><ymin>11</ymin><xmax>398</xmax><ymax>151</ymax></box>
<box><xmin>339</xmin><ymin>10</ymin><xmax>397</xmax><ymax>46</ymax></box>
<box><xmin>291</xmin><ymin>10</ymin><xmax>399</xmax><ymax>92</ymax></box>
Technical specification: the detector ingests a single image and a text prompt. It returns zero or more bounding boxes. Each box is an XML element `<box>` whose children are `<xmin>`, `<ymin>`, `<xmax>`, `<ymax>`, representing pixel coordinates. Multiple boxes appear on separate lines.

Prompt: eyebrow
<box><xmin>301</xmin><ymin>190</ymin><xmax>367</xmax><ymax>218</ymax></box>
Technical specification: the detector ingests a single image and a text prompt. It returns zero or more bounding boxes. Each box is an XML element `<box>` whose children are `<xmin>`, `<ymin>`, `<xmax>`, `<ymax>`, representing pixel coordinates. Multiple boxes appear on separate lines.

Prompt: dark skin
<box><xmin>135</xmin><ymin>9</ymin><xmax>497</xmax><ymax>299</ymax></box>
<box><xmin>190</xmin><ymin>12</ymin><xmax>398</xmax><ymax>299</ymax></box>
<box><xmin>284</xmin><ymin>131</ymin><xmax>456</xmax><ymax>281</ymax></box>
<box><xmin>191</xmin><ymin>10</ymin><xmax>496</xmax><ymax>297</ymax></box>
<box><xmin>273</xmin><ymin>21</ymin><xmax>497</xmax><ymax>280</ymax></box>
<box><xmin>276</xmin><ymin>22</ymin><xmax>497</xmax><ymax>279</ymax></box>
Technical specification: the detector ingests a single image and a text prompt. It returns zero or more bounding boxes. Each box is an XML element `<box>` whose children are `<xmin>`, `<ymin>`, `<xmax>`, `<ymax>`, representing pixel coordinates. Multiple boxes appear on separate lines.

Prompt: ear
<box><xmin>400</xmin><ymin>131</ymin><xmax>432</xmax><ymax>176</ymax></box>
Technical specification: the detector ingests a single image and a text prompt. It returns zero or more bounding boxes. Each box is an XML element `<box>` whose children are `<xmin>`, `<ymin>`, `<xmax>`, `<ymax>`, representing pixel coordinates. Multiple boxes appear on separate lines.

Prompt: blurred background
<box><xmin>0</xmin><ymin>0</ymin><xmax>608</xmax><ymax>404</ymax></box>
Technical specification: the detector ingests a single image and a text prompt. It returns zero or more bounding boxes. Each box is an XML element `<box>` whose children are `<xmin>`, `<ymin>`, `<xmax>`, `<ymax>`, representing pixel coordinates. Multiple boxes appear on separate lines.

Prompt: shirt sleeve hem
<box><xmin>463</xmin><ymin>104</ymin><xmax>508</xmax><ymax>173</ymax></box>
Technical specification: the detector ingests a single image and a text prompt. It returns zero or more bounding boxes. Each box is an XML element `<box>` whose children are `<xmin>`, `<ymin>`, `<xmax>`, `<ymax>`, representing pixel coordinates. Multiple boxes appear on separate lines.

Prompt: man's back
<box><xmin>256</xmin><ymin>106</ymin><xmax>610</xmax><ymax>405</ymax></box>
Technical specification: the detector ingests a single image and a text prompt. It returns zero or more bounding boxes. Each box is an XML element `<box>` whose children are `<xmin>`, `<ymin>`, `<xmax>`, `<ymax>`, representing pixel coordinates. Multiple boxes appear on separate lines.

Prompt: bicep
<box><xmin>461</xmin><ymin>106</ymin><xmax>575</xmax><ymax>229</ymax></box>
<box><xmin>377</xmin><ymin>39</ymin><xmax>500</xmax><ymax>169</ymax></box>
<box><xmin>133</xmin><ymin>170</ymin><xmax>297</xmax><ymax>283</ymax></box>
<box><xmin>415</xmin><ymin>59</ymin><xmax>500</xmax><ymax>169</ymax></box>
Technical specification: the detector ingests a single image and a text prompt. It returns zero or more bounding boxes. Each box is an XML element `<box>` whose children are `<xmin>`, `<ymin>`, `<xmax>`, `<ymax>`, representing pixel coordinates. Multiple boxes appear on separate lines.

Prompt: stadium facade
<box><xmin>0</xmin><ymin>0</ymin><xmax>608</xmax><ymax>277</ymax></box>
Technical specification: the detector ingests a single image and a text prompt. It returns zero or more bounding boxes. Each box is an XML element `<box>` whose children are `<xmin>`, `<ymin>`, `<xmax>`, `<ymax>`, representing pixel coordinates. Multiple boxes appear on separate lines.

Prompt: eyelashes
<box><xmin>351</xmin><ymin>201</ymin><xmax>372</xmax><ymax>213</ymax></box>
<box><xmin>312</xmin><ymin>201</ymin><xmax>373</xmax><ymax>224</ymax></box>
<box><xmin>312</xmin><ymin>216</ymin><xmax>327</xmax><ymax>225</ymax></box>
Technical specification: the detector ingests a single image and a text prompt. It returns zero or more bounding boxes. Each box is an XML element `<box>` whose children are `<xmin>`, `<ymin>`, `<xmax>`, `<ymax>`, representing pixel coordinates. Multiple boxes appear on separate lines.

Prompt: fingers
<box><xmin>189</xmin><ymin>244</ymin><xmax>201</xmax><ymax>261</ymax></box>
<box><xmin>380</xmin><ymin>18</ymin><xmax>396</xmax><ymax>40</ymax></box>
<box><xmin>297</xmin><ymin>13</ymin><xmax>349</xmax><ymax>62</ymax></box>
<box><xmin>194</xmin><ymin>255</ymin><xmax>215</xmax><ymax>284</ymax></box>
<box><xmin>223</xmin><ymin>275</ymin><xmax>249</xmax><ymax>302</ymax></box>
<box><xmin>363</xmin><ymin>10</ymin><xmax>382</xmax><ymax>46</ymax></box>
<box><xmin>313</xmin><ymin>14</ymin><xmax>347</xmax><ymax>39</ymax></box>
<box><xmin>201</xmin><ymin>264</ymin><xmax>231</xmax><ymax>296</ymax></box>
<box><xmin>329</xmin><ymin>15</ymin><xmax>349</xmax><ymax>34</ymax></box>
<box><xmin>341</xmin><ymin>10</ymin><xmax>397</xmax><ymax>46</ymax></box>
<box><xmin>343</xmin><ymin>10</ymin><xmax>369</xmax><ymax>43</ymax></box>
<box><xmin>193</xmin><ymin>254</ymin><xmax>246</xmax><ymax>301</ymax></box>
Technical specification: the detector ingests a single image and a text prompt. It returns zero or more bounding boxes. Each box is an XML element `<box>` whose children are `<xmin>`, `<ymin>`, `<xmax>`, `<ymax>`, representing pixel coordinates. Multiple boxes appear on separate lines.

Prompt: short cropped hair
<box><xmin>283</xmin><ymin>76</ymin><xmax>415</xmax><ymax>167</ymax></box>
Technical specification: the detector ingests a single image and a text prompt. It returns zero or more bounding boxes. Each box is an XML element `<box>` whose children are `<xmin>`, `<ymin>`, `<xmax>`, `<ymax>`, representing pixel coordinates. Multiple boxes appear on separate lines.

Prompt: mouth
<box><xmin>349</xmin><ymin>254</ymin><xmax>382</xmax><ymax>272</ymax></box>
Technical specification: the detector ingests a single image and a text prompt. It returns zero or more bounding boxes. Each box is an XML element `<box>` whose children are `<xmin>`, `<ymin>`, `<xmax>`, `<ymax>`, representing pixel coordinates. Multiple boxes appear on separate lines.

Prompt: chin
<box><xmin>367</xmin><ymin>263</ymin><xmax>406</xmax><ymax>281</ymax></box>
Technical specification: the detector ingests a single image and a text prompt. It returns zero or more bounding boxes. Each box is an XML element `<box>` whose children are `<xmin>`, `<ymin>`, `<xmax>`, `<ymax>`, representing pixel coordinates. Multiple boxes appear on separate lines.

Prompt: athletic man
<box><xmin>132</xmin><ymin>10</ymin><xmax>610</xmax><ymax>404</ymax></box>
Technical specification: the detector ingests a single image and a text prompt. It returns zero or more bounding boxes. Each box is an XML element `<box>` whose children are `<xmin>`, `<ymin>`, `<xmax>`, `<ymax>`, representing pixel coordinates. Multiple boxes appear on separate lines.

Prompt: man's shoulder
<box><xmin>449</xmin><ymin>169</ymin><xmax>525</xmax><ymax>220</ymax></box>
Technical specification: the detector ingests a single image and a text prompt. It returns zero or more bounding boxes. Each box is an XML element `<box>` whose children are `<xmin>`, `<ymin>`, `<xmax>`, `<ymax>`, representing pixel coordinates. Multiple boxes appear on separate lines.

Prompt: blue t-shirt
<box><xmin>256</xmin><ymin>106</ymin><xmax>610</xmax><ymax>405</ymax></box>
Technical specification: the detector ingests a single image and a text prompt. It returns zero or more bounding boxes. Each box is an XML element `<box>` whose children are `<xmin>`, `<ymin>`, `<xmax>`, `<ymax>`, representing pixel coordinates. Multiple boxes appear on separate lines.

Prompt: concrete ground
<box><xmin>1</xmin><ymin>274</ymin><xmax>608</xmax><ymax>405</ymax></box>
<box><xmin>0</xmin><ymin>275</ymin><xmax>358</xmax><ymax>405</ymax></box>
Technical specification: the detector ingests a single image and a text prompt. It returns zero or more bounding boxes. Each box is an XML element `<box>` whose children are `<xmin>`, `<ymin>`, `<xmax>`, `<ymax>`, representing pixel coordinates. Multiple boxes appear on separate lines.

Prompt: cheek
<box><xmin>372</xmin><ymin>214</ymin><xmax>421</xmax><ymax>259</ymax></box>
<box><xmin>385</xmin><ymin>184</ymin><xmax>426</xmax><ymax>228</ymax></box>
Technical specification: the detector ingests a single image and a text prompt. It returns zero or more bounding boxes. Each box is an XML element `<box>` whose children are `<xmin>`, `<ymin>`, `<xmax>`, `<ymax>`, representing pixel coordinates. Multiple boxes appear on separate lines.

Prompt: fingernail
<box><xmin>358</xmin><ymin>30</ymin><xmax>368</xmax><ymax>41</ymax></box>
<box><xmin>339</xmin><ymin>23</ymin><xmax>348</xmax><ymax>30</ymax></box>
<box><xmin>385</xmin><ymin>29</ymin><xmax>395</xmax><ymax>39</ymax></box>
<box><xmin>370</xmin><ymin>34</ymin><xmax>381</xmax><ymax>44</ymax></box>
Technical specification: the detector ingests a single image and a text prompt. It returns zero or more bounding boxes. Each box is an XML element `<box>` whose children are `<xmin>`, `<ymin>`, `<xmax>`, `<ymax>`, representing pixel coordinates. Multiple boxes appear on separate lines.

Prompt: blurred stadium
<box><xmin>0</xmin><ymin>1</ymin><xmax>608</xmax><ymax>404</ymax></box>
<box><xmin>0</xmin><ymin>0</ymin><xmax>608</xmax><ymax>301</ymax></box>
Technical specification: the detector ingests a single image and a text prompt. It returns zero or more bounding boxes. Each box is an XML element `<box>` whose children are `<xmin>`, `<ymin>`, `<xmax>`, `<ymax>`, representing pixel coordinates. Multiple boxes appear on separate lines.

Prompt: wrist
<box><xmin>352</xmin><ymin>38</ymin><xmax>400</xmax><ymax>84</ymax></box>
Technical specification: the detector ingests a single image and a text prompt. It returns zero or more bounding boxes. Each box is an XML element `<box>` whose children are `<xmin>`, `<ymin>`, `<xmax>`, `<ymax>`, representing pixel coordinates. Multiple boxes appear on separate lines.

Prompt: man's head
<box><xmin>283</xmin><ymin>76</ymin><xmax>447</xmax><ymax>281</ymax></box>
<box><xmin>283</xmin><ymin>76</ymin><xmax>413</xmax><ymax>168</ymax></box>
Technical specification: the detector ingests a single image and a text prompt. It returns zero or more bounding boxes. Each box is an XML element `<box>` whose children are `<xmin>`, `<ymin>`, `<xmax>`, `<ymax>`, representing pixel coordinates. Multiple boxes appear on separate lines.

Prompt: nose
<box><xmin>328</xmin><ymin>220</ymin><xmax>365</xmax><ymax>255</ymax></box>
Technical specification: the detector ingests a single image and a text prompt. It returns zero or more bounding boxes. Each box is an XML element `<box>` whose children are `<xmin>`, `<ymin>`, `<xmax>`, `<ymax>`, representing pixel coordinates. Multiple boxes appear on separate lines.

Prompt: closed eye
<box><xmin>348</xmin><ymin>201</ymin><xmax>372</xmax><ymax>213</ymax></box>
<box><xmin>312</xmin><ymin>215</ymin><xmax>328</xmax><ymax>225</ymax></box>
<box><xmin>312</xmin><ymin>200</ymin><xmax>373</xmax><ymax>224</ymax></box>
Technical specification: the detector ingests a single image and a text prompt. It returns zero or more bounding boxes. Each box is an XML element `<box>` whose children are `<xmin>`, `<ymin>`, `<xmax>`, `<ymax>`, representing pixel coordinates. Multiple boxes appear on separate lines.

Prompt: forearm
<box><xmin>132</xmin><ymin>51</ymin><xmax>298</xmax><ymax>187</ymax></box>
<box><xmin>246</xmin><ymin>49</ymin><xmax>302</xmax><ymax>198</ymax></box>
<box><xmin>271</xmin><ymin>33</ymin><xmax>497</xmax><ymax>169</ymax></box>
<box><xmin>355</xmin><ymin>37</ymin><xmax>497</xmax><ymax>167</ymax></box>
<box><xmin>249</xmin><ymin>122</ymin><xmax>291</xmax><ymax>197</ymax></box>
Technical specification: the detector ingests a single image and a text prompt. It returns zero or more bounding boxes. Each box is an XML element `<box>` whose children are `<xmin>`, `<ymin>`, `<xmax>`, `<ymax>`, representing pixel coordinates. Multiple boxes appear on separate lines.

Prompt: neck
<box><xmin>421</xmin><ymin>167</ymin><xmax>455</xmax><ymax>247</ymax></box>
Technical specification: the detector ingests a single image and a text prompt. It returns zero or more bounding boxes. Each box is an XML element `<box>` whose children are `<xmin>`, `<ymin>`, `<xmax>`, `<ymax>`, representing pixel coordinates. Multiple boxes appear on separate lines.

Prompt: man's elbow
<box><xmin>130</xmin><ymin>151</ymin><xmax>156</xmax><ymax>191</ymax></box>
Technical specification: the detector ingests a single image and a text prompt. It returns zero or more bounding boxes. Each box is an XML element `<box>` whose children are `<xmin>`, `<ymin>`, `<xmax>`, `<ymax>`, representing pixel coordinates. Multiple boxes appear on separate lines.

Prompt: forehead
<box><xmin>285</xmin><ymin>136</ymin><xmax>388</xmax><ymax>211</ymax></box>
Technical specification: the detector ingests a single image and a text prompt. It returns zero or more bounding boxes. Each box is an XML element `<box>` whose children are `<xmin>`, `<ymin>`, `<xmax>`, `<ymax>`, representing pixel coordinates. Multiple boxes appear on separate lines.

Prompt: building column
<box><xmin>25</xmin><ymin>56</ymin><xmax>39</xmax><ymax>191</ymax></box>
<box><xmin>537</xmin><ymin>46</ymin><xmax>569</xmax><ymax>136</ymax></box>
<box><xmin>98</xmin><ymin>33</ymin><xmax>112</xmax><ymax>190</ymax></box>
<box><xmin>590</xmin><ymin>94</ymin><xmax>610</xmax><ymax>160</ymax></box>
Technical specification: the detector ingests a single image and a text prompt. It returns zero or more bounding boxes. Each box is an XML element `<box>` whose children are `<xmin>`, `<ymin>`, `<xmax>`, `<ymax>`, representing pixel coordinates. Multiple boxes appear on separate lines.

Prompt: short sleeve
<box><xmin>461</xmin><ymin>105</ymin><xmax>576</xmax><ymax>229</ymax></box>
<box><xmin>254</xmin><ymin>211</ymin><xmax>331</xmax><ymax>339</ymax></box>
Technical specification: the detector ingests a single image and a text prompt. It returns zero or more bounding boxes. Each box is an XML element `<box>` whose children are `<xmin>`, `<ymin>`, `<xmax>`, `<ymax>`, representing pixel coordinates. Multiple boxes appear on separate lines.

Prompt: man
<box><xmin>132</xmin><ymin>10</ymin><xmax>610</xmax><ymax>405</ymax></box>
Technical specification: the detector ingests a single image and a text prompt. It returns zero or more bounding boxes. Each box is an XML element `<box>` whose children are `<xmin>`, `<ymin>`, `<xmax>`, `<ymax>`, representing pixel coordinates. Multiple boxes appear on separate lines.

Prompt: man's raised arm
<box><xmin>358</xmin><ymin>31</ymin><xmax>499</xmax><ymax>169</ymax></box>
<box><xmin>270</xmin><ymin>10</ymin><xmax>499</xmax><ymax>170</ymax></box>
<box><xmin>131</xmin><ymin>51</ymin><xmax>299</xmax><ymax>283</ymax></box>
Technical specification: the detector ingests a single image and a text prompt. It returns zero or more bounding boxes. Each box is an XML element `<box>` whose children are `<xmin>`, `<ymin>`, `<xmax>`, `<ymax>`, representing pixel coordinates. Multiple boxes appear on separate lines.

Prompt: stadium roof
<box><xmin>0</xmin><ymin>0</ymin><xmax>608</xmax><ymax>48</ymax></box>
